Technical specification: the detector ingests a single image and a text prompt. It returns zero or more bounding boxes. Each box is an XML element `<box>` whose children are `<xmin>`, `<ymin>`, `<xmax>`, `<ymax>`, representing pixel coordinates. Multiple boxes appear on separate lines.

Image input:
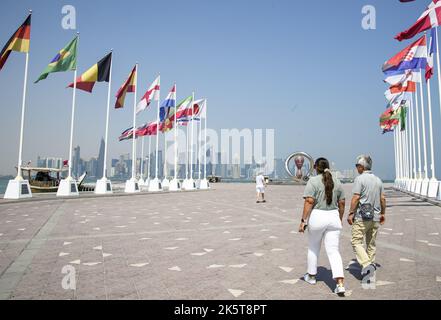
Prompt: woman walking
<box><xmin>298</xmin><ymin>157</ymin><xmax>346</xmax><ymax>295</ymax></box>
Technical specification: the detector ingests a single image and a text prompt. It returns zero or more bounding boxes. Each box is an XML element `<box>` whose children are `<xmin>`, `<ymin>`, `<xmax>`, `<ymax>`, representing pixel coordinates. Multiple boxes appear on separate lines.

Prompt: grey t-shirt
<box><xmin>303</xmin><ymin>174</ymin><xmax>345</xmax><ymax>210</ymax></box>
<box><xmin>352</xmin><ymin>171</ymin><xmax>384</xmax><ymax>222</ymax></box>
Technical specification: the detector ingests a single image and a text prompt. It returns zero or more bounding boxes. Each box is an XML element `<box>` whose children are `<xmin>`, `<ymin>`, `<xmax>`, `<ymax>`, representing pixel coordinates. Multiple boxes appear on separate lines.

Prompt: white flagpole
<box><xmin>148</xmin><ymin>135</ymin><xmax>151</xmax><ymax>179</ymax></box>
<box><xmin>419</xmin><ymin>80</ymin><xmax>429</xmax><ymax>180</ymax></box>
<box><xmin>426</xmin><ymin>78</ymin><xmax>437</xmax><ymax>179</ymax></box>
<box><xmin>415</xmin><ymin>83</ymin><xmax>423</xmax><ymax>179</ymax></box>
<box><xmin>197</xmin><ymin>115</ymin><xmax>201</xmax><ymax>181</ymax></box>
<box><xmin>204</xmin><ymin>99</ymin><xmax>208</xmax><ymax>180</ymax></box>
<box><xmin>186</xmin><ymin>117</ymin><xmax>189</xmax><ymax>180</ymax></box>
<box><xmin>154</xmin><ymin>76</ymin><xmax>161</xmax><ymax>180</ymax></box>
<box><xmin>410</xmin><ymin>95</ymin><xmax>417</xmax><ymax>181</ymax></box>
<box><xmin>407</xmin><ymin>104</ymin><xmax>413</xmax><ymax>180</ymax></box>
<box><xmin>396</xmin><ymin>125</ymin><xmax>403</xmax><ymax>182</ymax></box>
<box><xmin>102</xmin><ymin>51</ymin><xmax>113</xmax><ymax>180</ymax></box>
<box><xmin>131</xmin><ymin>64</ymin><xmax>138</xmax><ymax>180</ymax></box>
<box><xmin>163</xmin><ymin>130</ymin><xmax>167</xmax><ymax>179</ymax></box>
<box><xmin>174</xmin><ymin>84</ymin><xmax>178</xmax><ymax>180</ymax></box>
<box><xmin>436</xmin><ymin>27</ymin><xmax>441</xmax><ymax>129</ymax></box>
<box><xmin>393</xmin><ymin>129</ymin><xmax>397</xmax><ymax>182</ymax></box>
<box><xmin>141</xmin><ymin>136</ymin><xmax>145</xmax><ymax>179</ymax></box>
<box><xmin>16</xmin><ymin>52</ymin><xmax>30</xmax><ymax>180</ymax></box>
<box><xmin>67</xmin><ymin>35</ymin><xmax>79</xmax><ymax>180</ymax></box>
<box><xmin>190</xmin><ymin>92</ymin><xmax>195</xmax><ymax>181</ymax></box>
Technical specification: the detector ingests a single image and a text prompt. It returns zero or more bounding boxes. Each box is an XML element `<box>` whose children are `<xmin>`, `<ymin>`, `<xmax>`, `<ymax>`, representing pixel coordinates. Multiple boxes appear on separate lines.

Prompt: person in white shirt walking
<box><xmin>256</xmin><ymin>172</ymin><xmax>266</xmax><ymax>203</ymax></box>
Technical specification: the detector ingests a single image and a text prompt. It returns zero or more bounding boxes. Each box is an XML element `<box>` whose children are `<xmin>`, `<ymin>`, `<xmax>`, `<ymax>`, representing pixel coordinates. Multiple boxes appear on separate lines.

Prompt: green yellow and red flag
<box><xmin>35</xmin><ymin>36</ymin><xmax>78</xmax><ymax>83</ymax></box>
<box><xmin>115</xmin><ymin>65</ymin><xmax>137</xmax><ymax>109</ymax></box>
<box><xmin>0</xmin><ymin>13</ymin><xmax>31</xmax><ymax>71</ymax></box>
<box><xmin>68</xmin><ymin>52</ymin><xmax>112</xmax><ymax>92</ymax></box>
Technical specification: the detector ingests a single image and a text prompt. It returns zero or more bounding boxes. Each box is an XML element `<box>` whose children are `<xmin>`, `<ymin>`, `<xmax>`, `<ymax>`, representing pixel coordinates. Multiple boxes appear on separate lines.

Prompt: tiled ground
<box><xmin>0</xmin><ymin>183</ymin><xmax>440</xmax><ymax>300</ymax></box>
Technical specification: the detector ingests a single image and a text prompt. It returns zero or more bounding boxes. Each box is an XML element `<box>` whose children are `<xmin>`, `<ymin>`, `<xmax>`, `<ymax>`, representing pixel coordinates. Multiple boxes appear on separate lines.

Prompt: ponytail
<box><xmin>315</xmin><ymin>158</ymin><xmax>334</xmax><ymax>206</ymax></box>
<box><xmin>323</xmin><ymin>169</ymin><xmax>334</xmax><ymax>206</ymax></box>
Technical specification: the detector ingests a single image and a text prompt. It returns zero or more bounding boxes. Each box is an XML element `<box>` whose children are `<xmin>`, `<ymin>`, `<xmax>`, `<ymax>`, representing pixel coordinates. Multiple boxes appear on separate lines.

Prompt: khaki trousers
<box><xmin>351</xmin><ymin>220</ymin><xmax>380</xmax><ymax>269</ymax></box>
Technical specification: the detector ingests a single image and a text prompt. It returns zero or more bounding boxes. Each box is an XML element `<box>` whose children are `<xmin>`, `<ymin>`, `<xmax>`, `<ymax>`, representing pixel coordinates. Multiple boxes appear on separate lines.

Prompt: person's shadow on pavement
<box><xmin>316</xmin><ymin>266</ymin><xmax>336</xmax><ymax>293</ymax></box>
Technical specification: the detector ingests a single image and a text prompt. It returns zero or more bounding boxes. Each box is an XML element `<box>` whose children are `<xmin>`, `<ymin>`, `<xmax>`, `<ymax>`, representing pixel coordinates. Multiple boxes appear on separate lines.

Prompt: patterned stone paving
<box><xmin>0</xmin><ymin>183</ymin><xmax>440</xmax><ymax>300</ymax></box>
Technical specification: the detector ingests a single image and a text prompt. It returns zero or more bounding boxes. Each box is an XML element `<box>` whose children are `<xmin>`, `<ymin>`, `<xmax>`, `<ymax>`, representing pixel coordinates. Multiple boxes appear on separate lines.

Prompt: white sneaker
<box><xmin>303</xmin><ymin>273</ymin><xmax>317</xmax><ymax>285</ymax></box>
<box><xmin>334</xmin><ymin>284</ymin><xmax>346</xmax><ymax>295</ymax></box>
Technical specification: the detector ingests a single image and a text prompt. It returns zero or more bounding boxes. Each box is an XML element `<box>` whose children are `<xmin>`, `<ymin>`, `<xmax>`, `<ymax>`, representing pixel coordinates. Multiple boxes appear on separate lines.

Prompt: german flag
<box><xmin>115</xmin><ymin>65</ymin><xmax>137</xmax><ymax>109</ymax></box>
<box><xmin>0</xmin><ymin>13</ymin><xmax>31</xmax><ymax>71</ymax></box>
<box><xmin>68</xmin><ymin>52</ymin><xmax>112</xmax><ymax>93</ymax></box>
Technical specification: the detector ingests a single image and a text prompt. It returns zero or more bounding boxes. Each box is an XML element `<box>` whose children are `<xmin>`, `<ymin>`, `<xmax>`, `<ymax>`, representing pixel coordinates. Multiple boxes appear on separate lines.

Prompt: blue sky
<box><xmin>1</xmin><ymin>0</ymin><xmax>441</xmax><ymax>180</ymax></box>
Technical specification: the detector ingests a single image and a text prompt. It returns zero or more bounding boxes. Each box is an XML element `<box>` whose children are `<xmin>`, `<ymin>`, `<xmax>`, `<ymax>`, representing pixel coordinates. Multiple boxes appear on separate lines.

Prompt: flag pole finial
<box><xmin>29</xmin><ymin>9</ymin><xmax>32</xmax><ymax>14</ymax></box>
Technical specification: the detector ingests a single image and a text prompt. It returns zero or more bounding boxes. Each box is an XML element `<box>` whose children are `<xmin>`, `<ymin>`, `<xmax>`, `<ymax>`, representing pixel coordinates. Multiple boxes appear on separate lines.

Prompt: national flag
<box><xmin>0</xmin><ymin>14</ymin><xmax>31</xmax><ymax>71</ymax></box>
<box><xmin>175</xmin><ymin>95</ymin><xmax>193</xmax><ymax>121</ymax></box>
<box><xmin>136</xmin><ymin>121</ymin><xmax>158</xmax><ymax>137</ymax></box>
<box><xmin>396</xmin><ymin>1</ymin><xmax>441</xmax><ymax>41</ymax></box>
<box><xmin>426</xmin><ymin>28</ymin><xmax>436</xmax><ymax>81</ymax></box>
<box><xmin>115</xmin><ymin>66</ymin><xmax>137</xmax><ymax>109</ymax></box>
<box><xmin>384</xmin><ymin>70</ymin><xmax>421</xmax><ymax>85</ymax></box>
<box><xmin>136</xmin><ymin>75</ymin><xmax>160</xmax><ymax>114</ymax></box>
<box><xmin>68</xmin><ymin>52</ymin><xmax>112</xmax><ymax>92</ymax></box>
<box><xmin>399</xmin><ymin>0</ymin><xmax>416</xmax><ymax>2</ymax></box>
<box><xmin>118</xmin><ymin>127</ymin><xmax>134</xmax><ymax>141</ymax></box>
<box><xmin>385</xmin><ymin>81</ymin><xmax>416</xmax><ymax>101</ymax></box>
<box><xmin>159</xmin><ymin>109</ymin><xmax>176</xmax><ymax>133</ymax></box>
<box><xmin>380</xmin><ymin>106</ymin><xmax>399</xmax><ymax>133</ymax></box>
<box><xmin>35</xmin><ymin>36</ymin><xmax>77</xmax><ymax>83</ymax></box>
<box><xmin>383</xmin><ymin>36</ymin><xmax>427</xmax><ymax>76</ymax></box>
<box><xmin>160</xmin><ymin>84</ymin><xmax>176</xmax><ymax>121</ymax></box>
<box><xmin>191</xmin><ymin>99</ymin><xmax>205</xmax><ymax>120</ymax></box>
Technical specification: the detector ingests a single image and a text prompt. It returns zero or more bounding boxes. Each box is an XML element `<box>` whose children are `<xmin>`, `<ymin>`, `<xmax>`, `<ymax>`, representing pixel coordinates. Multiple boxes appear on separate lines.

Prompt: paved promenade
<box><xmin>0</xmin><ymin>183</ymin><xmax>440</xmax><ymax>300</ymax></box>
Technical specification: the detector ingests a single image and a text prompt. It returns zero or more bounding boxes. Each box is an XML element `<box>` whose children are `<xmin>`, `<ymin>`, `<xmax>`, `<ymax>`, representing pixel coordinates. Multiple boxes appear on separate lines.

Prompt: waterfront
<box><xmin>0</xmin><ymin>183</ymin><xmax>440</xmax><ymax>300</ymax></box>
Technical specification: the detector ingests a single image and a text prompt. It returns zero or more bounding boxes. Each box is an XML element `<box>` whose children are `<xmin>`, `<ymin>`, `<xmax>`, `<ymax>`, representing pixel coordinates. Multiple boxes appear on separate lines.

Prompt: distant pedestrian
<box><xmin>299</xmin><ymin>158</ymin><xmax>346</xmax><ymax>295</ymax></box>
<box><xmin>256</xmin><ymin>172</ymin><xmax>266</xmax><ymax>203</ymax></box>
<box><xmin>347</xmin><ymin>155</ymin><xmax>386</xmax><ymax>279</ymax></box>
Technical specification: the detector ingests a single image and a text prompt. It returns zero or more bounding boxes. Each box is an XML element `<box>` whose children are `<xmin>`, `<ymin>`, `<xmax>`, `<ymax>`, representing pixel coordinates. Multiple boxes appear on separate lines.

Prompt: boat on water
<box><xmin>17</xmin><ymin>167</ymin><xmax>92</xmax><ymax>193</ymax></box>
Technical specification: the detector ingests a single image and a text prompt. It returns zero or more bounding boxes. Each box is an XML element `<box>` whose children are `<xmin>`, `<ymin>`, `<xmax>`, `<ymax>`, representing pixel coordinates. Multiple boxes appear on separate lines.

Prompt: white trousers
<box><xmin>307</xmin><ymin>209</ymin><xmax>344</xmax><ymax>279</ymax></box>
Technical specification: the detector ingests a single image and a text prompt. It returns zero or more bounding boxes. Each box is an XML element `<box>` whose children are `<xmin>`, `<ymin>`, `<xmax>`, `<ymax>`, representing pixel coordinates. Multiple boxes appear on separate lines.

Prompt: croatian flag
<box><xmin>396</xmin><ymin>0</ymin><xmax>441</xmax><ymax>41</ymax></box>
<box><xmin>160</xmin><ymin>84</ymin><xmax>176</xmax><ymax>122</ymax></box>
<box><xmin>136</xmin><ymin>75</ymin><xmax>160</xmax><ymax>114</ymax></box>
<box><xmin>426</xmin><ymin>28</ymin><xmax>436</xmax><ymax>81</ymax></box>
<box><xmin>383</xmin><ymin>36</ymin><xmax>427</xmax><ymax>76</ymax></box>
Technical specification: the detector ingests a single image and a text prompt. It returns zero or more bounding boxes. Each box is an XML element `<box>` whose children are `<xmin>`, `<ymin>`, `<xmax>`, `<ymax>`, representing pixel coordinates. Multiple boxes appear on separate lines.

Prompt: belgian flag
<box><xmin>0</xmin><ymin>13</ymin><xmax>31</xmax><ymax>71</ymax></box>
<box><xmin>68</xmin><ymin>52</ymin><xmax>112</xmax><ymax>93</ymax></box>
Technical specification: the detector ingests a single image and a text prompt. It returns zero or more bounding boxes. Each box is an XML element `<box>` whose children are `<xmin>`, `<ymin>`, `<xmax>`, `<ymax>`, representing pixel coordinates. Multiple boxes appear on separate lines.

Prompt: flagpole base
<box><xmin>436</xmin><ymin>182</ymin><xmax>441</xmax><ymax>201</ymax></box>
<box><xmin>125</xmin><ymin>178</ymin><xmax>140</xmax><ymax>193</ymax></box>
<box><xmin>138</xmin><ymin>178</ymin><xmax>146</xmax><ymax>186</ymax></box>
<box><xmin>199</xmin><ymin>179</ymin><xmax>210</xmax><ymax>190</ymax></box>
<box><xmin>3</xmin><ymin>177</ymin><xmax>32</xmax><ymax>199</ymax></box>
<box><xmin>183</xmin><ymin>178</ymin><xmax>196</xmax><ymax>190</ymax></box>
<box><xmin>421</xmin><ymin>178</ymin><xmax>430</xmax><ymax>196</ymax></box>
<box><xmin>95</xmin><ymin>177</ymin><xmax>113</xmax><ymax>195</ymax></box>
<box><xmin>162</xmin><ymin>178</ymin><xmax>170</xmax><ymax>190</ymax></box>
<box><xmin>428</xmin><ymin>178</ymin><xmax>439</xmax><ymax>198</ymax></box>
<box><xmin>57</xmin><ymin>176</ymin><xmax>79</xmax><ymax>197</ymax></box>
<box><xmin>169</xmin><ymin>178</ymin><xmax>181</xmax><ymax>191</ymax></box>
<box><xmin>195</xmin><ymin>179</ymin><xmax>201</xmax><ymax>189</ymax></box>
<box><xmin>148</xmin><ymin>178</ymin><xmax>162</xmax><ymax>192</ymax></box>
<box><xmin>415</xmin><ymin>179</ymin><xmax>423</xmax><ymax>194</ymax></box>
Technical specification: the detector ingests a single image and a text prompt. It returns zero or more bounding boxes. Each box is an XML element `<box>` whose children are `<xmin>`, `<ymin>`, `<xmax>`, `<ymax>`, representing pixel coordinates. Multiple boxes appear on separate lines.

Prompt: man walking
<box><xmin>347</xmin><ymin>155</ymin><xmax>386</xmax><ymax>278</ymax></box>
<box><xmin>256</xmin><ymin>172</ymin><xmax>266</xmax><ymax>203</ymax></box>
